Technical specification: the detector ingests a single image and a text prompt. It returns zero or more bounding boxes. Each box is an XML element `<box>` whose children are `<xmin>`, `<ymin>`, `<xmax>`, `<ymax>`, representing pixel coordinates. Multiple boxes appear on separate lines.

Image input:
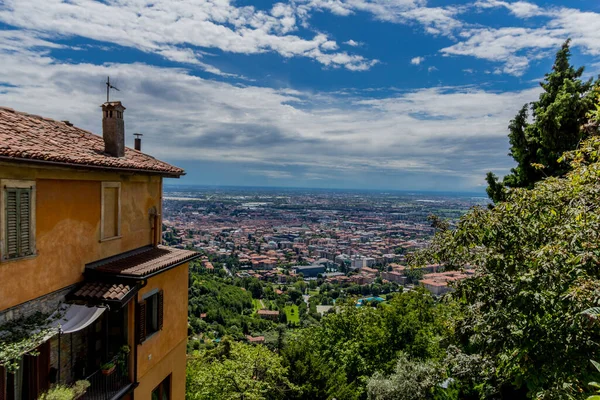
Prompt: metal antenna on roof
<box><xmin>106</xmin><ymin>76</ymin><xmax>120</xmax><ymax>102</ymax></box>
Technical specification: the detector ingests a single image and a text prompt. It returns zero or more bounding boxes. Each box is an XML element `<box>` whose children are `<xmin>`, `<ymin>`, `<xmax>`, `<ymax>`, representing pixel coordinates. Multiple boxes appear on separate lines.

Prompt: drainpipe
<box><xmin>132</xmin><ymin>279</ymin><xmax>147</xmax><ymax>394</ymax></box>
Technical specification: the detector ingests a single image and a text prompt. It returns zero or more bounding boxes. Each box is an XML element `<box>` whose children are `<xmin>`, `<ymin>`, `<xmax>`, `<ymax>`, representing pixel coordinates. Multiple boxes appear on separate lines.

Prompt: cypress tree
<box><xmin>487</xmin><ymin>39</ymin><xmax>596</xmax><ymax>203</ymax></box>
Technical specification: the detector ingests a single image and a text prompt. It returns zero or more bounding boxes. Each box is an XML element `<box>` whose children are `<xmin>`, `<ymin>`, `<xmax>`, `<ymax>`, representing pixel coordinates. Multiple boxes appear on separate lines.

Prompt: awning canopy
<box><xmin>51</xmin><ymin>304</ymin><xmax>106</xmax><ymax>334</ymax></box>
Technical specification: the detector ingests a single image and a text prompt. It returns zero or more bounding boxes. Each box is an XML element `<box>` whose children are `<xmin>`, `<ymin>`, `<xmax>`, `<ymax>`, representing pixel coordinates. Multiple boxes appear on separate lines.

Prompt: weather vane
<box><xmin>106</xmin><ymin>76</ymin><xmax>120</xmax><ymax>102</ymax></box>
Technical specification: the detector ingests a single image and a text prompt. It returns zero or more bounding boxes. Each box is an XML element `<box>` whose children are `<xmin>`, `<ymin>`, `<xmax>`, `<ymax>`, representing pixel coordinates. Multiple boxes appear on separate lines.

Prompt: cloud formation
<box><xmin>446</xmin><ymin>0</ymin><xmax>600</xmax><ymax>75</ymax></box>
<box><xmin>0</xmin><ymin>36</ymin><xmax>542</xmax><ymax>190</ymax></box>
<box><xmin>0</xmin><ymin>0</ymin><xmax>378</xmax><ymax>73</ymax></box>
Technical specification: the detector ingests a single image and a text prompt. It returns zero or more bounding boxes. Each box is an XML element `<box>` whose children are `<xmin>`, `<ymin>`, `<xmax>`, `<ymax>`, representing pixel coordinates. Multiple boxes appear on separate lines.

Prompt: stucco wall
<box><xmin>136</xmin><ymin>263</ymin><xmax>189</xmax><ymax>397</ymax></box>
<box><xmin>134</xmin><ymin>339</ymin><xmax>187</xmax><ymax>400</ymax></box>
<box><xmin>0</xmin><ymin>162</ymin><xmax>162</xmax><ymax>311</ymax></box>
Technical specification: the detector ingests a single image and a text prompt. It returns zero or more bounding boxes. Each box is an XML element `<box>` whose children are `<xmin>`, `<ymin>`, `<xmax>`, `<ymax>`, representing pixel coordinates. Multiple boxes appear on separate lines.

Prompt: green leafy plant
<box><xmin>588</xmin><ymin>360</ymin><xmax>600</xmax><ymax>400</ymax></box>
<box><xmin>414</xmin><ymin>137</ymin><xmax>600</xmax><ymax>397</ymax></box>
<box><xmin>38</xmin><ymin>380</ymin><xmax>90</xmax><ymax>400</ymax></box>
<box><xmin>116</xmin><ymin>345</ymin><xmax>130</xmax><ymax>376</ymax></box>
<box><xmin>0</xmin><ymin>311</ymin><xmax>57</xmax><ymax>373</ymax></box>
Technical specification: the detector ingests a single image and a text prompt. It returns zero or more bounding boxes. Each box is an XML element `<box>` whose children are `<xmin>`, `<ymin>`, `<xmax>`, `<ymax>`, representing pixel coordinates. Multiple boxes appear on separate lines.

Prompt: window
<box><xmin>101</xmin><ymin>182</ymin><xmax>121</xmax><ymax>240</ymax></box>
<box><xmin>137</xmin><ymin>290</ymin><xmax>163</xmax><ymax>344</ymax></box>
<box><xmin>151</xmin><ymin>375</ymin><xmax>171</xmax><ymax>400</ymax></box>
<box><xmin>1</xmin><ymin>181</ymin><xmax>35</xmax><ymax>261</ymax></box>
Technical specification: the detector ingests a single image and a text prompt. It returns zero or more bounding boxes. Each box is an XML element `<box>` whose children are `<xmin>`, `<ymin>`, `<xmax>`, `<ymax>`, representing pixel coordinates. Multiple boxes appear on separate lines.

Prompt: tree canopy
<box><xmin>487</xmin><ymin>39</ymin><xmax>597</xmax><ymax>203</ymax></box>
<box><xmin>420</xmin><ymin>136</ymin><xmax>600</xmax><ymax>397</ymax></box>
<box><xmin>187</xmin><ymin>339</ymin><xmax>295</xmax><ymax>400</ymax></box>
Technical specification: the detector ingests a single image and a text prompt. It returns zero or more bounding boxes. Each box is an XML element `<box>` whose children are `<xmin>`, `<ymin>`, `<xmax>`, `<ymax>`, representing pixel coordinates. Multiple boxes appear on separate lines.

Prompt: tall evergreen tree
<box><xmin>487</xmin><ymin>39</ymin><xmax>596</xmax><ymax>203</ymax></box>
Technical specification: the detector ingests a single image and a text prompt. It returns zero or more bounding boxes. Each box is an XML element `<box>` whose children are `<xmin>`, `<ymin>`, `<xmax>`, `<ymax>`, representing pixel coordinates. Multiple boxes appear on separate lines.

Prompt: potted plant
<box><xmin>100</xmin><ymin>360</ymin><xmax>116</xmax><ymax>375</ymax></box>
<box><xmin>116</xmin><ymin>345</ymin><xmax>131</xmax><ymax>376</ymax></box>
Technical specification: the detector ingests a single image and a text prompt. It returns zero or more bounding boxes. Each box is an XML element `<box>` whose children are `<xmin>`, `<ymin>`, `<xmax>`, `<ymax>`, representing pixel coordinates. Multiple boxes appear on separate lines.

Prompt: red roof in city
<box><xmin>0</xmin><ymin>106</ymin><xmax>184</xmax><ymax>176</ymax></box>
<box><xmin>257</xmin><ymin>310</ymin><xmax>280</xmax><ymax>315</ymax></box>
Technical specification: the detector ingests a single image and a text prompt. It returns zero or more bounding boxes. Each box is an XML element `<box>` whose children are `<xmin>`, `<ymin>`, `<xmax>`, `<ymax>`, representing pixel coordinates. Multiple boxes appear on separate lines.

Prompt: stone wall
<box><xmin>0</xmin><ymin>284</ymin><xmax>75</xmax><ymax>326</ymax></box>
<box><xmin>49</xmin><ymin>329</ymin><xmax>87</xmax><ymax>384</ymax></box>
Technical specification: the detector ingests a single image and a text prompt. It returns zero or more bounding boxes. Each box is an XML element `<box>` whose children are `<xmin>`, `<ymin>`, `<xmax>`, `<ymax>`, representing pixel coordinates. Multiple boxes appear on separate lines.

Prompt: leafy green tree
<box><xmin>282</xmin><ymin>290</ymin><xmax>449</xmax><ymax>399</ymax></box>
<box><xmin>417</xmin><ymin>137</ymin><xmax>600</xmax><ymax>397</ymax></box>
<box><xmin>366</xmin><ymin>353</ymin><xmax>442</xmax><ymax>400</ymax></box>
<box><xmin>487</xmin><ymin>40</ymin><xmax>596</xmax><ymax>202</ymax></box>
<box><xmin>187</xmin><ymin>340</ymin><xmax>296</xmax><ymax>400</ymax></box>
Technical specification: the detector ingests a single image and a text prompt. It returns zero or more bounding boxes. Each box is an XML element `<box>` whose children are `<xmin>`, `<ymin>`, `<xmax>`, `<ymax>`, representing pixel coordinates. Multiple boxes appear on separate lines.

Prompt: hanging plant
<box><xmin>0</xmin><ymin>311</ymin><xmax>58</xmax><ymax>373</ymax></box>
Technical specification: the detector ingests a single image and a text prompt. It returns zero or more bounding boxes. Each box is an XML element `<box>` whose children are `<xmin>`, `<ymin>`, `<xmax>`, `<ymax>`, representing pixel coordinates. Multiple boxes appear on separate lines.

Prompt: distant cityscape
<box><xmin>162</xmin><ymin>186</ymin><xmax>487</xmax><ymax>295</ymax></box>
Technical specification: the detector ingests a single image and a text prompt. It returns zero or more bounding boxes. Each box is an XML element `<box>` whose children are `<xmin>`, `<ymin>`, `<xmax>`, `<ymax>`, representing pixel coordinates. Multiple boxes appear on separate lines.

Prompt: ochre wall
<box><xmin>136</xmin><ymin>262</ymin><xmax>188</xmax><ymax>398</ymax></box>
<box><xmin>134</xmin><ymin>339</ymin><xmax>187</xmax><ymax>400</ymax></box>
<box><xmin>0</xmin><ymin>163</ymin><xmax>163</xmax><ymax>311</ymax></box>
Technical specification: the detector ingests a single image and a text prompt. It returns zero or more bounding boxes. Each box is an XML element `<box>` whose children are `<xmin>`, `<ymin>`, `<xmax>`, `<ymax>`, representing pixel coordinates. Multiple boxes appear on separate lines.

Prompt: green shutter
<box><xmin>4</xmin><ymin>188</ymin><xmax>32</xmax><ymax>259</ymax></box>
<box><xmin>19</xmin><ymin>190</ymin><xmax>31</xmax><ymax>256</ymax></box>
<box><xmin>5</xmin><ymin>189</ymin><xmax>18</xmax><ymax>258</ymax></box>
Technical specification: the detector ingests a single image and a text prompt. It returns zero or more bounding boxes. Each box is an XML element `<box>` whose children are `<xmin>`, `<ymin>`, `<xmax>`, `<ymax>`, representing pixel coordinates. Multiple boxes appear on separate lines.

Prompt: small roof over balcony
<box><xmin>85</xmin><ymin>245</ymin><xmax>200</xmax><ymax>280</ymax></box>
<box><xmin>67</xmin><ymin>282</ymin><xmax>138</xmax><ymax>308</ymax></box>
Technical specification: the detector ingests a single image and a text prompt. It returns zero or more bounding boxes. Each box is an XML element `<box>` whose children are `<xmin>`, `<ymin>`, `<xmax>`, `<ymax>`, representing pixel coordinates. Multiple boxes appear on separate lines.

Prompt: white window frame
<box><xmin>100</xmin><ymin>181</ymin><xmax>121</xmax><ymax>241</ymax></box>
<box><xmin>0</xmin><ymin>179</ymin><xmax>36</xmax><ymax>262</ymax></box>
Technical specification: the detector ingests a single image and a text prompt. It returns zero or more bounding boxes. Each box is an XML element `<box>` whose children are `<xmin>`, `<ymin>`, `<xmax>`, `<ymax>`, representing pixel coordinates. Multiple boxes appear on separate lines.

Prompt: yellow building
<box><xmin>0</xmin><ymin>101</ymin><xmax>198</xmax><ymax>399</ymax></box>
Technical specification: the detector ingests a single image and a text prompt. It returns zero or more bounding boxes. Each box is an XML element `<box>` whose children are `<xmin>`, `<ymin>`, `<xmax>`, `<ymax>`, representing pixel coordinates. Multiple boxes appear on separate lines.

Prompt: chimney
<box><xmin>134</xmin><ymin>133</ymin><xmax>143</xmax><ymax>151</ymax></box>
<box><xmin>101</xmin><ymin>101</ymin><xmax>126</xmax><ymax>157</ymax></box>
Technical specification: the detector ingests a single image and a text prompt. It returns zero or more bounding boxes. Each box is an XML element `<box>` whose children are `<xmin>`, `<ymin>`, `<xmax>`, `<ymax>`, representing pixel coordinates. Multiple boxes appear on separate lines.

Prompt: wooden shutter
<box><xmin>0</xmin><ymin>365</ymin><xmax>5</xmax><ymax>400</ymax></box>
<box><xmin>19</xmin><ymin>190</ymin><xmax>31</xmax><ymax>256</ymax></box>
<box><xmin>5</xmin><ymin>189</ymin><xmax>18</xmax><ymax>258</ymax></box>
<box><xmin>4</xmin><ymin>188</ymin><xmax>32</xmax><ymax>259</ymax></box>
<box><xmin>137</xmin><ymin>301</ymin><xmax>147</xmax><ymax>344</ymax></box>
<box><xmin>157</xmin><ymin>291</ymin><xmax>164</xmax><ymax>331</ymax></box>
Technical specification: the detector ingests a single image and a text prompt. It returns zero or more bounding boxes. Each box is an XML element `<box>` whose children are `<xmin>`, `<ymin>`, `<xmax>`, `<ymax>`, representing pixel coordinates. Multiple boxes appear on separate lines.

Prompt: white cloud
<box><xmin>454</xmin><ymin>2</ymin><xmax>600</xmax><ymax>75</ymax></box>
<box><xmin>428</xmin><ymin>66</ymin><xmax>437</xmax><ymax>72</ymax></box>
<box><xmin>441</xmin><ymin>27</ymin><xmax>564</xmax><ymax>76</ymax></box>
<box><xmin>475</xmin><ymin>0</ymin><xmax>546</xmax><ymax>18</ymax></box>
<box><xmin>297</xmin><ymin>0</ymin><xmax>463</xmax><ymax>36</ymax></box>
<box><xmin>411</xmin><ymin>56</ymin><xmax>425</xmax><ymax>65</ymax></box>
<box><xmin>0</xmin><ymin>40</ymin><xmax>541</xmax><ymax>189</ymax></box>
<box><xmin>344</xmin><ymin>40</ymin><xmax>361</xmax><ymax>47</ymax></box>
<box><xmin>0</xmin><ymin>0</ymin><xmax>378</xmax><ymax>72</ymax></box>
<box><xmin>248</xmin><ymin>169</ymin><xmax>294</xmax><ymax>179</ymax></box>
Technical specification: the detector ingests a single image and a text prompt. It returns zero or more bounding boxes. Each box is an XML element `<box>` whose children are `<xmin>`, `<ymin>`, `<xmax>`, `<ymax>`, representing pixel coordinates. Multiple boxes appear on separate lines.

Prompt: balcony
<box><xmin>83</xmin><ymin>355</ymin><xmax>132</xmax><ymax>400</ymax></box>
<box><xmin>48</xmin><ymin>304</ymin><xmax>134</xmax><ymax>399</ymax></box>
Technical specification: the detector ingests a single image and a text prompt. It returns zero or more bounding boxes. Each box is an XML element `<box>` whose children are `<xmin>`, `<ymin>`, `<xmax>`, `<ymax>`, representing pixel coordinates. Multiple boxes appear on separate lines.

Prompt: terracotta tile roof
<box><xmin>0</xmin><ymin>106</ymin><xmax>184</xmax><ymax>176</ymax></box>
<box><xmin>257</xmin><ymin>310</ymin><xmax>280</xmax><ymax>315</ymax></box>
<box><xmin>89</xmin><ymin>245</ymin><xmax>199</xmax><ymax>277</ymax></box>
<box><xmin>72</xmin><ymin>282</ymin><xmax>134</xmax><ymax>301</ymax></box>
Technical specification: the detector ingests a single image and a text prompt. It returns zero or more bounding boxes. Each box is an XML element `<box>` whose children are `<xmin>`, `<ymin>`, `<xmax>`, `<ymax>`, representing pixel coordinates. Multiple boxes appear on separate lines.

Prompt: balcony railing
<box><xmin>82</xmin><ymin>356</ymin><xmax>131</xmax><ymax>400</ymax></box>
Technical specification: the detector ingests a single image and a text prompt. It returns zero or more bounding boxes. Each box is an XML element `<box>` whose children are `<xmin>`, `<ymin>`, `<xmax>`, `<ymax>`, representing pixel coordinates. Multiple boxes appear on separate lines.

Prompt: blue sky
<box><xmin>0</xmin><ymin>0</ymin><xmax>599</xmax><ymax>192</ymax></box>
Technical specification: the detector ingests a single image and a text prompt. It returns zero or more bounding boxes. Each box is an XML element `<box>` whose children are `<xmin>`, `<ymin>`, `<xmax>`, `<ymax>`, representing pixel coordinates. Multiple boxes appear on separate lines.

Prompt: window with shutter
<box><xmin>137</xmin><ymin>301</ymin><xmax>147</xmax><ymax>345</ymax></box>
<box><xmin>4</xmin><ymin>186</ymin><xmax>33</xmax><ymax>260</ymax></box>
<box><xmin>139</xmin><ymin>289</ymin><xmax>162</xmax><ymax>343</ymax></box>
<box><xmin>157</xmin><ymin>290</ymin><xmax>164</xmax><ymax>331</ymax></box>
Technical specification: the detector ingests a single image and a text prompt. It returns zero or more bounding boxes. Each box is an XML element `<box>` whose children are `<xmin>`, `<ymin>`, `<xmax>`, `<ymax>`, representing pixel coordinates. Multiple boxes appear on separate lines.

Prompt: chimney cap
<box><xmin>100</xmin><ymin>101</ymin><xmax>126</xmax><ymax>111</ymax></box>
<box><xmin>134</xmin><ymin>133</ymin><xmax>143</xmax><ymax>138</ymax></box>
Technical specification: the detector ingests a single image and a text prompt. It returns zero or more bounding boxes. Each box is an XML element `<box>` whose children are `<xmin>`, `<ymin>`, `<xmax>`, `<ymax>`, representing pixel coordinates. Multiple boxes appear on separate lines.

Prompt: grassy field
<box><xmin>284</xmin><ymin>305</ymin><xmax>300</xmax><ymax>324</ymax></box>
<box><xmin>308</xmin><ymin>290</ymin><xmax>320</xmax><ymax>297</ymax></box>
<box><xmin>252</xmin><ymin>298</ymin><xmax>264</xmax><ymax>312</ymax></box>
